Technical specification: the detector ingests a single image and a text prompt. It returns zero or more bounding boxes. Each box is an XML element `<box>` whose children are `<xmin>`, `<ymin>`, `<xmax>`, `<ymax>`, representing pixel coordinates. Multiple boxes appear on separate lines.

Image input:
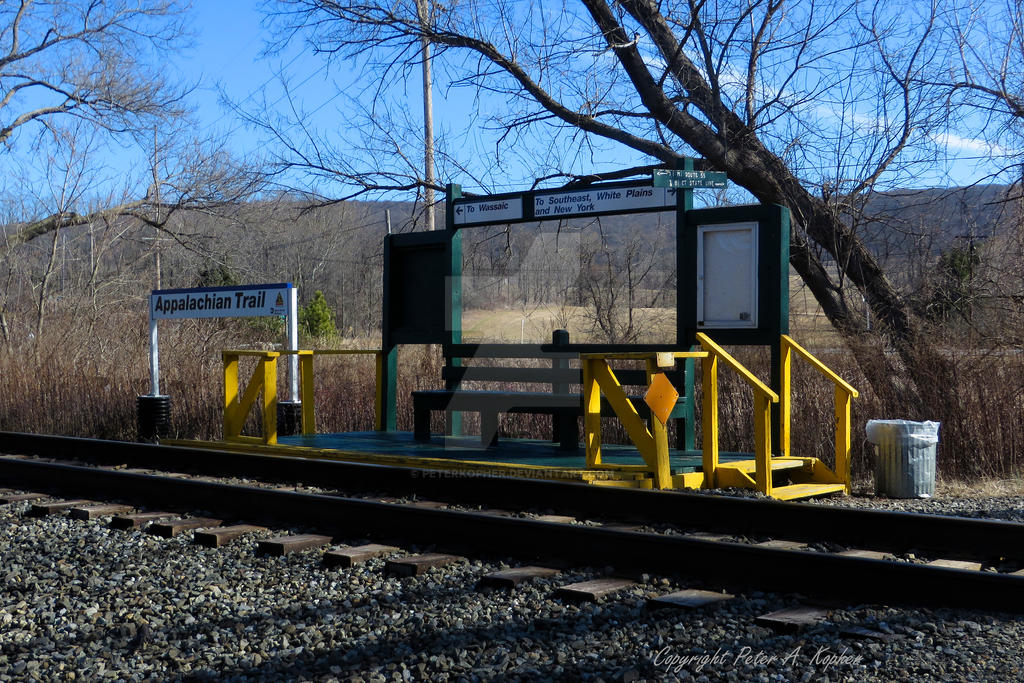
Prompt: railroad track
<box><xmin>2</xmin><ymin>431</ymin><xmax>1024</xmax><ymax>614</ymax></box>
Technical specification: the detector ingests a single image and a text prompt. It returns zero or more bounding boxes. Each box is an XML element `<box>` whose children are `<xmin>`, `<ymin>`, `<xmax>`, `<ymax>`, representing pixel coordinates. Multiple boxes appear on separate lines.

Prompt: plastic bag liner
<box><xmin>865</xmin><ymin>420</ymin><xmax>940</xmax><ymax>499</ymax></box>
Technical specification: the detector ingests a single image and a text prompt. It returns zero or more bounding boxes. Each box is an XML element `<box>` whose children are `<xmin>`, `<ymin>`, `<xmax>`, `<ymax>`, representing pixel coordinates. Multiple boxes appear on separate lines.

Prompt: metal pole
<box><xmin>153</xmin><ymin>128</ymin><xmax>162</xmax><ymax>289</ymax></box>
<box><xmin>149</xmin><ymin>304</ymin><xmax>160</xmax><ymax>396</ymax></box>
<box><xmin>416</xmin><ymin>0</ymin><xmax>435</xmax><ymax>231</ymax></box>
<box><xmin>288</xmin><ymin>287</ymin><xmax>299</xmax><ymax>402</ymax></box>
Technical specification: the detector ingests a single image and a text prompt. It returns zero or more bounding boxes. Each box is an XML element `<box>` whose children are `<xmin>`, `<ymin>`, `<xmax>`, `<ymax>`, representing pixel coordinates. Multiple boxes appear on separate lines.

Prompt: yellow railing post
<box><xmin>582</xmin><ymin>357</ymin><xmax>603</xmax><ymax>467</ymax></box>
<box><xmin>222</xmin><ymin>350</ymin><xmax>279</xmax><ymax>444</ymax></box>
<box><xmin>299</xmin><ymin>351</ymin><xmax>315</xmax><ymax>435</ymax></box>
<box><xmin>261</xmin><ymin>354</ymin><xmax>278</xmax><ymax>445</ymax></box>
<box><xmin>754</xmin><ymin>394</ymin><xmax>772</xmax><ymax>496</ymax></box>
<box><xmin>835</xmin><ymin>386</ymin><xmax>853</xmax><ymax>494</ymax></box>
<box><xmin>580</xmin><ymin>351</ymin><xmax>706</xmax><ymax>489</ymax></box>
<box><xmin>645</xmin><ymin>358</ymin><xmax>672</xmax><ymax>490</ymax></box>
<box><xmin>222</xmin><ymin>348</ymin><xmax>384</xmax><ymax>444</ymax></box>
<box><xmin>701</xmin><ymin>351</ymin><xmax>719</xmax><ymax>489</ymax></box>
<box><xmin>223</xmin><ymin>351</ymin><xmax>240</xmax><ymax>440</ymax></box>
<box><xmin>780</xmin><ymin>337</ymin><xmax>792</xmax><ymax>457</ymax></box>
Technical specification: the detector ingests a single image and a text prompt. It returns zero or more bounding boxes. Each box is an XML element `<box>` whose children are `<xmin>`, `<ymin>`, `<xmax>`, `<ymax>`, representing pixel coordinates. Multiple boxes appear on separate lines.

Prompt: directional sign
<box><xmin>653</xmin><ymin>169</ymin><xmax>728</xmax><ymax>189</ymax></box>
<box><xmin>452</xmin><ymin>196</ymin><xmax>524</xmax><ymax>225</ymax></box>
<box><xmin>533</xmin><ymin>184</ymin><xmax>676</xmax><ymax>219</ymax></box>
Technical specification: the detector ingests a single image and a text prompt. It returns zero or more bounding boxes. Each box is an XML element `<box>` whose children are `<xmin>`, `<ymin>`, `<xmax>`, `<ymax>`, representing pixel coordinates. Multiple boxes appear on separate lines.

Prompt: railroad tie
<box><xmin>535</xmin><ymin>514</ymin><xmax>576</xmax><ymax>524</ymax></box>
<box><xmin>647</xmin><ymin>589</ymin><xmax>735</xmax><ymax>610</ymax></box>
<box><xmin>408</xmin><ymin>500</ymin><xmax>448</xmax><ymax>510</ymax></box>
<box><xmin>69</xmin><ymin>504</ymin><xmax>134</xmax><ymax>521</ymax></box>
<box><xmin>323</xmin><ymin>544</ymin><xmax>401</xmax><ymax>568</ymax></box>
<box><xmin>838</xmin><ymin>549</ymin><xmax>895</xmax><ymax>561</ymax></box>
<box><xmin>755</xmin><ymin>540</ymin><xmax>808</xmax><ymax>551</ymax></box>
<box><xmin>684</xmin><ymin>532</ymin><xmax>731</xmax><ymax>542</ymax></box>
<box><xmin>194</xmin><ymin>525</ymin><xmax>268</xmax><ymax>548</ymax></box>
<box><xmin>147</xmin><ymin>517</ymin><xmax>223</xmax><ymax>538</ymax></box>
<box><xmin>476</xmin><ymin>509</ymin><xmax>516</xmax><ymax>518</ymax></box>
<box><xmin>257</xmin><ymin>534</ymin><xmax>333</xmax><ymax>556</ymax></box>
<box><xmin>385</xmin><ymin>553</ymin><xmax>464</xmax><ymax>577</ymax></box>
<box><xmin>27</xmin><ymin>500</ymin><xmax>95</xmax><ymax>517</ymax></box>
<box><xmin>755</xmin><ymin>605</ymin><xmax>830</xmax><ymax>632</ymax></box>
<box><xmin>927</xmin><ymin>559</ymin><xmax>984</xmax><ymax>571</ymax></box>
<box><xmin>0</xmin><ymin>492</ymin><xmax>46</xmax><ymax>504</ymax></box>
<box><xmin>478</xmin><ymin>566</ymin><xmax>560</xmax><ymax>589</ymax></box>
<box><xmin>555</xmin><ymin>578</ymin><xmax>636</xmax><ymax>602</ymax></box>
<box><xmin>110</xmin><ymin>512</ymin><xmax>179</xmax><ymax>530</ymax></box>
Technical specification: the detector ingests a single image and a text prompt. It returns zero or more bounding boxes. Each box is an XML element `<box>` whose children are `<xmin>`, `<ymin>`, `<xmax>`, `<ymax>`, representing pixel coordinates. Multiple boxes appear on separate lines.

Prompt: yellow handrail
<box><xmin>694</xmin><ymin>333</ymin><xmax>778</xmax><ymax>401</ymax></box>
<box><xmin>780</xmin><ymin>335</ymin><xmax>858</xmax><ymax>394</ymax></box>
<box><xmin>779</xmin><ymin>335</ymin><xmax>859</xmax><ymax>493</ymax></box>
<box><xmin>223</xmin><ymin>349</ymin><xmax>383</xmax><ymax>445</ymax></box>
<box><xmin>695</xmin><ymin>333</ymin><xmax>778</xmax><ymax>495</ymax></box>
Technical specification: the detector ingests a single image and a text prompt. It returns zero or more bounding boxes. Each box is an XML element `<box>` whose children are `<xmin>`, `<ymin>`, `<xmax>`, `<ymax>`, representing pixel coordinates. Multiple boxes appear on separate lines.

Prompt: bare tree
<box><xmin>940</xmin><ymin>0</ymin><xmax>1024</xmax><ymax>187</ymax></box>
<box><xmin>263</xmin><ymin>0</ymin><xmax>965</xmax><ymax>405</ymax></box>
<box><xmin>577</xmin><ymin>228</ymin><xmax>670</xmax><ymax>343</ymax></box>
<box><xmin>25</xmin><ymin>122</ymin><xmax>98</xmax><ymax>339</ymax></box>
<box><xmin>0</xmin><ymin>0</ymin><xmax>190</xmax><ymax>147</ymax></box>
<box><xmin>0</xmin><ymin>1</ymin><xmax>266</xmax><ymax>254</ymax></box>
<box><xmin>0</xmin><ymin>0</ymin><xmax>201</xmax><ymax>255</ymax></box>
<box><xmin>0</xmin><ymin>2</ymin><xmax>270</xmax><ymax>350</ymax></box>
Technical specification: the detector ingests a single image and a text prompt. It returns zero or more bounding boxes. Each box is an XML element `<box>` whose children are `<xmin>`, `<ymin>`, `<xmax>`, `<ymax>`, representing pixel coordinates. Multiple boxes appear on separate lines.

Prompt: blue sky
<box><xmin>178</xmin><ymin>3</ymin><xmax>274</xmax><ymax>157</ymax></box>
<box><xmin>1</xmin><ymin>0</ymin><xmax>1003</xmax><ymax>218</ymax></box>
<box><xmin>177</xmin><ymin>2</ymin><xmax>1002</xmax><ymax>197</ymax></box>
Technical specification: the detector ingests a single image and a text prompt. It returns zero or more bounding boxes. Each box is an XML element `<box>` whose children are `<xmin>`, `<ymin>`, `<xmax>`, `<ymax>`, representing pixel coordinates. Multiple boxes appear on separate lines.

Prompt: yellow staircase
<box><xmin>580</xmin><ymin>334</ymin><xmax>859</xmax><ymax>501</ymax></box>
<box><xmin>715</xmin><ymin>457</ymin><xmax>847</xmax><ymax>500</ymax></box>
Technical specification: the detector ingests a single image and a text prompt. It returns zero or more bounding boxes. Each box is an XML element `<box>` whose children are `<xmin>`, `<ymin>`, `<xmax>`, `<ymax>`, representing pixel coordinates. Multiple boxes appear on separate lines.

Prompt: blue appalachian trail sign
<box><xmin>653</xmin><ymin>168</ymin><xmax>728</xmax><ymax>189</ymax></box>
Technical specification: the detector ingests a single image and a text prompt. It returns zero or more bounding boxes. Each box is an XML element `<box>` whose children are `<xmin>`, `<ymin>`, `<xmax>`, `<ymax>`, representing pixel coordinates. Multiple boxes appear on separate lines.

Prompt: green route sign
<box><xmin>653</xmin><ymin>168</ymin><xmax>728</xmax><ymax>189</ymax></box>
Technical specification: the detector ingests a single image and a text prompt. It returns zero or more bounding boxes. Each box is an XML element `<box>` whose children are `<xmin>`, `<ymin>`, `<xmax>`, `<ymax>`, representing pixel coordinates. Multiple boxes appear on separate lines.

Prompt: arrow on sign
<box><xmin>652</xmin><ymin>169</ymin><xmax>728</xmax><ymax>189</ymax></box>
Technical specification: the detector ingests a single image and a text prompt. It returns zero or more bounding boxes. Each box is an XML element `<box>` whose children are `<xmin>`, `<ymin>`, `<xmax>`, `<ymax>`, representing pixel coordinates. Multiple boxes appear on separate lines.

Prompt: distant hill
<box><xmin>855</xmin><ymin>185</ymin><xmax>1014</xmax><ymax>263</ymax></box>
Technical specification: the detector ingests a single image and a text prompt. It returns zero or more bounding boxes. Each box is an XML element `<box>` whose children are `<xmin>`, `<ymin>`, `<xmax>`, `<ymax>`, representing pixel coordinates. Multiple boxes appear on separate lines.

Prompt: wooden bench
<box><xmin>412</xmin><ymin>332</ymin><xmax>694</xmax><ymax>449</ymax></box>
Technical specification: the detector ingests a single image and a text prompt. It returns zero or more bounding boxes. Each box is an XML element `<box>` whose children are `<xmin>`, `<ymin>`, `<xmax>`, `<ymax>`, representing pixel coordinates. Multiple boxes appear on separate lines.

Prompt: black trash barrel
<box><xmin>277</xmin><ymin>401</ymin><xmax>303</xmax><ymax>437</ymax></box>
<box><xmin>137</xmin><ymin>395</ymin><xmax>171</xmax><ymax>442</ymax></box>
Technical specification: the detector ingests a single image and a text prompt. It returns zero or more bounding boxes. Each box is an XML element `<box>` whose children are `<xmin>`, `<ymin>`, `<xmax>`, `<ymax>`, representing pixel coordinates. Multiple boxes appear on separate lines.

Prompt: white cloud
<box><xmin>931</xmin><ymin>132</ymin><xmax>1012</xmax><ymax>157</ymax></box>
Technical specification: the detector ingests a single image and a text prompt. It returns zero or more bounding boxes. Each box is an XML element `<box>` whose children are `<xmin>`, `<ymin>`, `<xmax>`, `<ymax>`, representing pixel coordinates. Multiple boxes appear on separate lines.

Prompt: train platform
<box><xmin>171</xmin><ymin>431</ymin><xmax>752</xmax><ymax>487</ymax></box>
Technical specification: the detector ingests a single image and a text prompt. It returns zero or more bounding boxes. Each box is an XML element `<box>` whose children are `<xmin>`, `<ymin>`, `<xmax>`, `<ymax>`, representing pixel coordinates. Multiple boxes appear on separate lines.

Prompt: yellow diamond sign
<box><xmin>644</xmin><ymin>372</ymin><xmax>679</xmax><ymax>425</ymax></box>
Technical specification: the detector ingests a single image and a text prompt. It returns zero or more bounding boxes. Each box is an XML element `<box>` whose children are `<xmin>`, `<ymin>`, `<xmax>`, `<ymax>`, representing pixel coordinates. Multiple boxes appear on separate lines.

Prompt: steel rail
<box><xmin>1</xmin><ymin>453</ymin><xmax>1023</xmax><ymax>613</ymax></box>
<box><xmin>2</xmin><ymin>431</ymin><xmax>1023</xmax><ymax>562</ymax></box>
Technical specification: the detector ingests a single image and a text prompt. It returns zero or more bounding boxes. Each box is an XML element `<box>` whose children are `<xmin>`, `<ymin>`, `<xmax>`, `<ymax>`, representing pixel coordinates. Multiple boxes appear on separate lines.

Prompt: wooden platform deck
<box><xmin>168</xmin><ymin>431</ymin><xmax>751</xmax><ymax>484</ymax></box>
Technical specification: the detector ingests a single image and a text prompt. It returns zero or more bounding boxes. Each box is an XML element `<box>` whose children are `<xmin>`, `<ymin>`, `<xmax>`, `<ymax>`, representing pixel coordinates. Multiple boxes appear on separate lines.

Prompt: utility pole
<box><xmin>152</xmin><ymin>128</ymin><xmax>162</xmax><ymax>288</ymax></box>
<box><xmin>416</xmin><ymin>0</ymin><xmax>435</xmax><ymax>231</ymax></box>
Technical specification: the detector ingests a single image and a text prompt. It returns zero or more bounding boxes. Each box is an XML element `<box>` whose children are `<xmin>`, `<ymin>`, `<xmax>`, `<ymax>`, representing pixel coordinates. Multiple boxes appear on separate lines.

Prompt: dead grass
<box><xmin>935</xmin><ymin>477</ymin><xmax>1024</xmax><ymax>498</ymax></box>
<box><xmin>3</xmin><ymin>304</ymin><xmax>1023</xmax><ymax>486</ymax></box>
<box><xmin>461</xmin><ymin>306</ymin><xmax>677</xmax><ymax>343</ymax></box>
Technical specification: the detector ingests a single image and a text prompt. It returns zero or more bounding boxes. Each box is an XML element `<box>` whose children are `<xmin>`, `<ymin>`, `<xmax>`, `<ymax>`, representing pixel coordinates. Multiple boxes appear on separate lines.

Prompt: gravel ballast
<box><xmin>3</xmin><ymin>493</ymin><xmax>1024</xmax><ymax>681</ymax></box>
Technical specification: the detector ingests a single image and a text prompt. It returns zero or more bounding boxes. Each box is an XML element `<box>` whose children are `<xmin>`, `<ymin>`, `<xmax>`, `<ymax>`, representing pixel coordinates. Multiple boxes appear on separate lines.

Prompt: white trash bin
<box><xmin>865</xmin><ymin>420</ymin><xmax>940</xmax><ymax>498</ymax></box>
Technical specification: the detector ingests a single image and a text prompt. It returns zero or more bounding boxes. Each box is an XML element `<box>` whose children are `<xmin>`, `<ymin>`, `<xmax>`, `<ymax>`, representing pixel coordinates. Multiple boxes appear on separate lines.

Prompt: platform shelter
<box><xmin>171</xmin><ymin>162</ymin><xmax>859</xmax><ymax>500</ymax></box>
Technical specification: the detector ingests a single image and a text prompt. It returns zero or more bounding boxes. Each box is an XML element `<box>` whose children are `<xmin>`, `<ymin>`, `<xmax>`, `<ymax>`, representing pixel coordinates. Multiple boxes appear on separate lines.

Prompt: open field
<box><xmin>461</xmin><ymin>270</ymin><xmax>842</xmax><ymax>346</ymax></box>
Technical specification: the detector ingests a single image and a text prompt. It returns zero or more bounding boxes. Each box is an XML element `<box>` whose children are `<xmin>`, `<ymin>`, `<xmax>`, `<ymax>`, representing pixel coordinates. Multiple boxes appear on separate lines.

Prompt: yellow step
<box><xmin>716</xmin><ymin>458</ymin><xmax>812</xmax><ymax>474</ymax></box>
<box><xmin>589</xmin><ymin>478</ymin><xmax>654</xmax><ymax>490</ymax></box>
<box><xmin>770</xmin><ymin>483</ymin><xmax>846</xmax><ymax>501</ymax></box>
